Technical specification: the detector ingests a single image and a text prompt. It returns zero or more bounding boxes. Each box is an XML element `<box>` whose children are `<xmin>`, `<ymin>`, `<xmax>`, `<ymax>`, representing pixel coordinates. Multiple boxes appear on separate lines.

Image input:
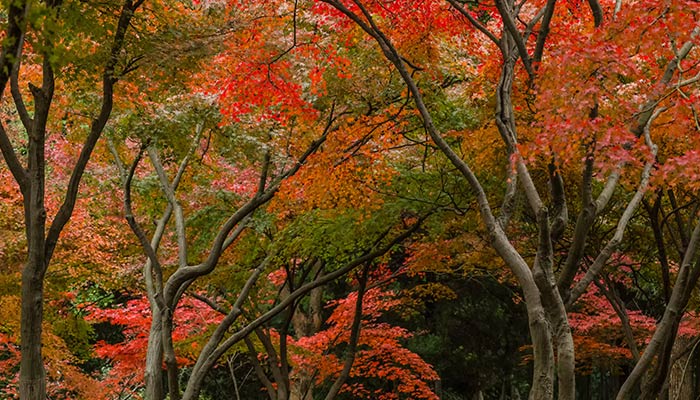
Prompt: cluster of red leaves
<box><xmin>195</xmin><ymin>1</ymin><xmax>323</xmax><ymax>126</ymax></box>
<box><xmin>529</xmin><ymin>0</ymin><xmax>699</xmax><ymax>184</ymax></box>
<box><xmin>568</xmin><ymin>255</ymin><xmax>700</xmax><ymax>374</ymax></box>
<box><xmin>83</xmin><ymin>295</ymin><xmax>224</xmax><ymax>397</ymax></box>
<box><xmin>290</xmin><ymin>286</ymin><xmax>439</xmax><ymax>400</ymax></box>
<box><xmin>568</xmin><ymin>288</ymin><xmax>653</xmax><ymax>374</ymax></box>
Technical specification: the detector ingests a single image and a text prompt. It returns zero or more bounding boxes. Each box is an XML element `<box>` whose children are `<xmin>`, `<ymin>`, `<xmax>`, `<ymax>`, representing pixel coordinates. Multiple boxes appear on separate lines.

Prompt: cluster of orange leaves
<box><xmin>289</xmin><ymin>285</ymin><xmax>439</xmax><ymax>400</ymax></box>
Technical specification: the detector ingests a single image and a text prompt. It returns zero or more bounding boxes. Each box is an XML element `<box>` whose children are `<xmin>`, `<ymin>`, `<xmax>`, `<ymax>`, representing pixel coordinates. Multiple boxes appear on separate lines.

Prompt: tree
<box><xmin>288</xmin><ymin>276</ymin><xmax>440</xmax><ymax>400</ymax></box>
<box><xmin>84</xmin><ymin>294</ymin><xmax>224</xmax><ymax>399</ymax></box>
<box><xmin>227</xmin><ymin>202</ymin><xmax>436</xmax><ymax>400</ymax></box>
<box><xmin>311</xmin><ymin>0</ymin><xmax>700</xmax><ymax>398</ymax></box>
<box><xmin>0</xmin><ymin>1</ymin><xmax>144</xmax><ymax>398</ymax></box>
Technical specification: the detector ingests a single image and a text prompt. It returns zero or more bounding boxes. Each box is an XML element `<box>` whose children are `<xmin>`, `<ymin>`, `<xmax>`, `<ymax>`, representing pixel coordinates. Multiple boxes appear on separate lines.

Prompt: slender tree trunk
<box><xmin>162</xmin><ymin>308</ymin><xmax>181</xmax><ymax>400</ymax></box>
<box><xmin>145</xmin><ymin>311</ymin><xmax>164</xmax><ymax>400</ymax></box>
<box><xmin>323</xmin><ymin>267</ymin><xmax>368</xmax><ymax>400</ymax></box>
<box><xmin>669</xmin><ymin>338</ymin><xmax>696</xmax><ymax>400</ymax></box>
<box><xmin>617</xmin><ymin>220</ymin><xmax>700</xmax><ymax>399</ymax></box>
<box><xmin>290</xmin><ymin>263</ymin><xmax>323</xmax><ymax>400</ymax></box>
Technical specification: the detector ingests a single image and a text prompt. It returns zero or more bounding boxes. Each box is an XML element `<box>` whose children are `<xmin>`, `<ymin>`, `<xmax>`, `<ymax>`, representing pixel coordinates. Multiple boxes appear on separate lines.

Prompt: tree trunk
<box><xmin>162</xmin><ymin>308</ymin><xmax>181</xmax><ymax>400</ymax></box>
<box><xmin>19</xmin><ymin>56</ymin><xmax>51</xmax><ymax>400</ymax></box>
<box><xmin>145</xmin><ymin>311</ymin><xmax>164</xmax><ymax>400</ymax></box>
<box><xmin>668</xmin><ymin>338</ymin><xmax>698</xmax><ymax>399</ymax></box>
<box><xmin>289</xmin><ymin>263</ymin><xmax>323</xmax><ymax>400</ymax></box>
<box><xmin>1</xmin><ymin>1</ymin><xmax>138</xmax><ymax>398</ymax></box>
<box><xmin>523</xmin><ymin>289</ymin><xmax>555</xmax><ymax>400</ymax></box>
<box><xmin>19</xmin><ymin>268</ymin><xmax>46</xmax><ymax>400</ymax></box>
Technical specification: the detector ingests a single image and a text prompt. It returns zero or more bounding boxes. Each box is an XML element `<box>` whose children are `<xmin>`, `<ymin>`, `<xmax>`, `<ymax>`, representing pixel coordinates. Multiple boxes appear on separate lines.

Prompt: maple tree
<box><xmin>229</xmin><ymin>203</ymin><xmax>436</xmax><ymax>400</ymax></box>
<box><xmin>288</xmin><ymin>278</ymin><xmax>440</xmax><ymax>400</ymax></box>
<box><xmin>311</xmin><ymin>0</ymin><xmax>700</xmax><ymax>399</ymax></box>
<box><xmin>0</xmin><ymin>0</ymin><xmax>146</xmax><ymax>398</ymax></box>
<box><xmin>1</xmin><ymin>0</ymin><xmax>700</xmax><ymax>398</ymax></box>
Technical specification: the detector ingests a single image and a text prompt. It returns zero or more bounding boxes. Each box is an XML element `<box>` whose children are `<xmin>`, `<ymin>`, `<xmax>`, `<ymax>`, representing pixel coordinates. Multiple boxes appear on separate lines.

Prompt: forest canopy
<box><xmin>0</xmin><ymin>0</ymin><xmax>699</xmax><ymax>399</ymax></box>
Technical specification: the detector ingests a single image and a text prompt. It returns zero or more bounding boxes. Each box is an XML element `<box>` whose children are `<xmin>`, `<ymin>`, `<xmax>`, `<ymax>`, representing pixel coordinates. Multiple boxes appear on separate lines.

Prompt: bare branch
<box><xmin>0</xmin><ymin>124</ymin><xmax>28</xmax><ymax>193</ymax></box>
<box><xmin>244</xmin><ymin>337</ymin><xmax>276</xmax><ymax>400</ymax></box>
<box><xmin>0</xmin><ymin>1</ymin><xmax>30</xmax><ymax>193</ymax></box>
<box><xmin>586</xmin><ymin>0</ymin><xmax>603</xmax><ymax>28</ymax></box>
<box><xmin>445</xmin><ymin>0</ymin><xmax>500</xmax><ymax>45</ymax></box>
<box><xmin>149</xmin><ymin>147</ymin><xmax>189</xmax><ymax>268</ymax></box>
<box><xmin>595</xmin><ymin>276</ymin><xmax>640</xmax><ymax>360</ymax></box>
<box><xmin>633</xmin><ymin>26</ymin><xmax>699</xmax><ymax>137</ymax></box>
<box><xmin>191</xmin><ymin>293</ymin><xmax>229</xmax><ymax>316</ymax></box>
<box><xmin>124</xmin><ymin>145</ymin><xmax>166</xmax><ymax>311</ymax></box>
<box><xmin>532</xmin><ymin>0</ymin><xmax>557</xmax><ymax>63</ymax></box>
<box><xmin>498</xmin><ymin>163</ymin><xmax>518</xmax><ymax>229</ymax></box>
<box><xmin>10</xmin><ymin>46</ymin><xmax>32</xmax><ymax>132</ymax></box>
<box><xmin>494</xmin><ymin>0</ymin><xmax>534</xmax><ymax>78</ymax></box>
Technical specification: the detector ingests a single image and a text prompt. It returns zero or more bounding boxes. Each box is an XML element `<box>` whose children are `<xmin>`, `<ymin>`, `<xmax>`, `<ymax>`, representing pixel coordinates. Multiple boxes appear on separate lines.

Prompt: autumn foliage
<box><xmin>0</xmin><ymin>0</ymin><xmax>700</xmax><ymax>399</ymax></box>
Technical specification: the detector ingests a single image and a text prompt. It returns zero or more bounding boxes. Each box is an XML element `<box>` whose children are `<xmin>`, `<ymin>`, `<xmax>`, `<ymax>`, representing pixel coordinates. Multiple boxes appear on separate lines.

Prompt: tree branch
<box><xmin>45</xmin><ymin>0</ymin><xmax>143</xmax><ymax>262</ymax></box>
<box><xmin>566</xmin><ymin>109</ymin><xmax>662</xmax><ymax>308</ymax></box>
<box><xmin>445</xmin><ymin>0</ymin><xmax>500</xmax><ymax>45</ymax></box>
<box><xmin>532</xmin><ymin>0</ymin><xmax>557</xmax><ymax>63</ymax></box>
<box><xmin>123</xmin><ymin>145</ymin><xmax>166</xmax><ymax>311</ymax></box>
<box><xmin>149</xmin><ymin>147</ymin><xmax>189</xmax><ymax>268</ymax></box>
<box><xmin>324</xmin><ymin>265</ymin><xmax>369</xmax><ymax>400</ymax></box>
<box><xmin>495</xmin><ymin>0</ymin><xmax>535</xmax><ymax>78</ymax></box>
<box><xmin>0</xmin><ymin>0</ymin><xmax>30</xmax><ymax>193</ymax></box>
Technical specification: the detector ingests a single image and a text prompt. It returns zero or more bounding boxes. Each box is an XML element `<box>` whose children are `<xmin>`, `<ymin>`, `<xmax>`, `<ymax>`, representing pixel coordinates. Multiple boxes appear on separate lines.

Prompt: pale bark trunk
<box><xmin>669</xmin><ymin>338</ymin><xmax>696</xmax><ymax>400</ymax></box>
<box><xmin>536</xmin><ymin>269</ymin><xmax>574</xmax><ymax>400</ymax></box>
<box><xmin>289</xmin><ymin>384</ymin><xmax>313</xmax><ymax>400</ymax></box>
<box><xmin>523</xmin><ymin>284</ymin><xmax>554</xmax><ymax>400</ymax></box>
<box><xmin>162</xmin><ymin>308</ymin><xmax>180</xmax><ymax>400</ymax></box>
<box><xmin>617</xmin><ymin>220</ymin><xmax>700</xmax><ymax>399</ymax></box>
<box><xmin>144</xmin><ymin>311</ymin><xmax>164</xmax><ymax>400</ymax></box>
